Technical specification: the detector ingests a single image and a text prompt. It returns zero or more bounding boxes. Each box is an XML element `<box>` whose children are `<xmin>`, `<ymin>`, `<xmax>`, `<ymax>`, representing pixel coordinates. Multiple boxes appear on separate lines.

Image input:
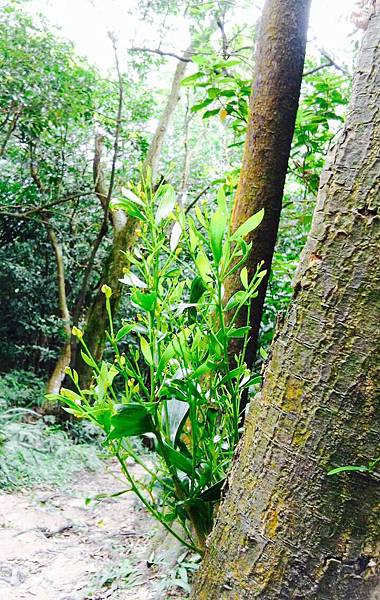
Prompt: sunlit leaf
<box><xmin>140</xmin><ymin>337</ymin><xmax>153</xmax><ymax>366</ymax></box>
<box><xmin>170</xmin><ymin>221</ymin><xmax>182</xmax><ymax>252</ymax></box>
<box><xmin>209</xmin><ymin>208</ymin><xmax>227</xmax><ymax>264</ymax></box>
<box><xmin>119</xmin><ymin>272</ymin><xmax>147</xmax><ymax>289</ymax></box>
<box><xmin>231</xmin><ymin>208</ymin><xmax>264</xmax><ymax>241</ymax></box>
<box><xmin>131</xmin><ymin>291</ymin><xmax>156</xmax><ymax>312</ymax></box>
<box><xmin>155</xmin><ymin>184</ymin><xmax>176</xmax><ymax>223</ymax></box>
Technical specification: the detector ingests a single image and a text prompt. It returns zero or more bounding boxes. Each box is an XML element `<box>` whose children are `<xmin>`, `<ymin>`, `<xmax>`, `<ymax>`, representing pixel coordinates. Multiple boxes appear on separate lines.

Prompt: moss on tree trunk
<box><xmin>192</xmin><ymin>6</ymin><xmax>380</xmax><ymax>599</ymax></box>
<box><xmin>224</xmin><ymin>0</ymin><xmax>311</xmax><ymax>371</ymax></box>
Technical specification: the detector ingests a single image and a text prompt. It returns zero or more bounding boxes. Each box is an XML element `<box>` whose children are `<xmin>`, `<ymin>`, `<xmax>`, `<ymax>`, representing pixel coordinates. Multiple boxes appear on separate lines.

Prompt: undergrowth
<box><xmin>0</xmin><ymin>370</ymin><xmax>102</xmax><ymax>490</ymax></box>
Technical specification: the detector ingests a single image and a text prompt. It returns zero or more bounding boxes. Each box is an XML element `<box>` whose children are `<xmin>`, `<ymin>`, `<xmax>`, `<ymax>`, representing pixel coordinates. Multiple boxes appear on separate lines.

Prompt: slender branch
<box><xmin>29</xmin><ymin>144</ymin><xmax>46</xmax><ymax>194</ymax></box>
<box><xmin>0</xmin><ymin>107</ymin><xmax>21</xmax><ymax>158</ymax></box>
<box><xmin>0</xmin><ymin>191</ymin><xmax>94</xmax><ymax>218</ymax></box>
<box><xmin>303</xmin><ymin>61</ymin><xmax>333</xmax><ymax>77</ymax></box>
<box><xmin>184</xmin><ymin>186</ymin><xmax>210</xmax><ymax>214</ymax></box>
<box><xmin>107</xmin><ymin>33</ymin><xmax>124</xmax><ymax>206</ymax></box>
<box><xmin>217</xmin><ymin>16</ymin><xmax>229</xmax><ymax>60</ymax></box>
<box><xmin>129</xmin><ymin>46</ymin><xmax>191</xmax><ymax>63</ymax></box>
<box><xmin>72</xmin><ymin>34</ymin><xmax>124</xmax><ymax>322</ymax></box>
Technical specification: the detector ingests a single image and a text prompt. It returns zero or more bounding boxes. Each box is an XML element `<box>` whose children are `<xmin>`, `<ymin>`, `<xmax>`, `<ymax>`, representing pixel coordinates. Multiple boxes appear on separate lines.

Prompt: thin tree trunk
<box><xmin>45</xmin><ymin>223</ymin><xmax>71</xmax><ymax>394</ymax></box>
<box><xmin>224</xmin><ymin>0</ymin><xmax>311</xmax><ymax>372</ymax></box>
<box><xmin>192</xmin><ymin>7</ymin><xmax>380</xmax><ymax>598</ymax></box>
<box><xmin>144</xmin><ymin>44</ymin><xmax>193</xmax><ymax>178</ymax></box>
<box><xmin>177</xmin><ymin>90</ymin><xmax>192</xmax><ymax>207</ymax></box>
<box><xmin>73</xmin><ymin>46</ymin><xmax>192</xmax><ymax>386</ymax></box>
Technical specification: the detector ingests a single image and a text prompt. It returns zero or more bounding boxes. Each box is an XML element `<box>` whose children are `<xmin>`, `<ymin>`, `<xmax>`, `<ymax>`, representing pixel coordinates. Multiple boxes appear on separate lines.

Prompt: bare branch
<box><xmin>185</xmin><ymin>186</ymin><xmax>210</xmax><ymax>214</ymax></box>
<box><xmin>129</xmin><ymin>47</ymin><xmax>191</xmax><ymax>63</ymax></box>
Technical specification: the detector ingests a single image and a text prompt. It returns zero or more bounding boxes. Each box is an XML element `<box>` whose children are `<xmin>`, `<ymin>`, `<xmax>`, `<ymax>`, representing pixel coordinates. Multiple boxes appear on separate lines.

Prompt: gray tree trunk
<box><xmin>192</xmin><ymin>6</ymin><xmax>380</xmax><ymax>599</ymax></box>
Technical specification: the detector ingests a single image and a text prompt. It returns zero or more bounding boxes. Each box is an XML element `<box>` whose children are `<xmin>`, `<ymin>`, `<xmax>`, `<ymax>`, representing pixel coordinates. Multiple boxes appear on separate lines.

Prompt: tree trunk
<box><xmin>192</xmin><ymin>6</ymin><xmax>380</xmax><ymax>599</ymax></box>
<box><xmin>144</xmin><ymin>44</ymin><xmax>193</xmax><ymax>178</ymax></box>
<box><xmin>73</xmin><ymin>48</ymin><xmax>192</xmax><ymax>385</ymax></box>
<box><xmin>45</xmin><ymin>223</ymin><xmax>71</xmax><ymax>394</ymax></box>
<box><xmin>224</xmin><ymin>0</ymin><xmax>311</xmax><ymax>372</ymax></box>
<box><xmin>74</xmin><ymin>208</ymin><xmax>136</xmax><ymax>386</ymax></box>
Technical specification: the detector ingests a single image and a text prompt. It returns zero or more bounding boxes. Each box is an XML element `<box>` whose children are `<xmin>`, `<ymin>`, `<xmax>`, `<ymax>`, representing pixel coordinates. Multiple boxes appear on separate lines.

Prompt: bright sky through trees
<box><xmin>26</xmin><ymin>0</ymin><xmax>362</xmax><ymax>74</ymax></box>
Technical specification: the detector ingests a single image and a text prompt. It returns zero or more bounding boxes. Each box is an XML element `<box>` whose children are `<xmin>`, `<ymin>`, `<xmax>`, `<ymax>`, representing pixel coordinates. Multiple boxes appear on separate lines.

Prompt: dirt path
<box><xmin>0</xmin><ymin>461</ymin><xmax>186</xmax><ymax>600</ymax></box>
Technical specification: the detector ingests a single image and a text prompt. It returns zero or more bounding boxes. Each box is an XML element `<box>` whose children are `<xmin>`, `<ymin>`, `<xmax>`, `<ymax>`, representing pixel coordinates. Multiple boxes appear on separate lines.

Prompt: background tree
<box><xmin>192</xmin><ymin>5</ymin><xmax>380</xmax><ymax>597</ymax></box>
<box><xmin>223</xmin><ymin>0</ymin><xmax>312</xmax><ymax>372</ymax></box>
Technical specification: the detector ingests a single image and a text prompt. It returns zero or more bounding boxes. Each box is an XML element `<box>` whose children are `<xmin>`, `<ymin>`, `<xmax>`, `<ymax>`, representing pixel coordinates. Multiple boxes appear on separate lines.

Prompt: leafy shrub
<box><xmin>51</xmin><ymin>177</ymin><xmax>265</xmax><ymax>553</ymax></box>
<box><xmin>0</xmin><ymin>370</ymin><xmax>45</xmax><ymax>409</ymax></box>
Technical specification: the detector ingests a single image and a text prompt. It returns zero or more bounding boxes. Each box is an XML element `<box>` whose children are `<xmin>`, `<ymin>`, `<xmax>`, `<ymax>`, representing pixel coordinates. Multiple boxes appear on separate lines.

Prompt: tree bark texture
<box><xmin>224</xmin><ymin>0</ymin><xmax>311</xmax><ymax>369</ymax></box>
<box><xmin>192</xmin><ymin>7</ymin><xmax>380</xmax><ymax>599</ymax></box>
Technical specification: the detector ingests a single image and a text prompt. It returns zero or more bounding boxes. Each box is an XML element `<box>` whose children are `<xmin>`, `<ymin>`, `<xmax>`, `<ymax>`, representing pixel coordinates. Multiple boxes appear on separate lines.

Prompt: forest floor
<box><xmin>0</xmin><ymin>460</ymin><xmax>191</xmax><ymax>600</ymax></box>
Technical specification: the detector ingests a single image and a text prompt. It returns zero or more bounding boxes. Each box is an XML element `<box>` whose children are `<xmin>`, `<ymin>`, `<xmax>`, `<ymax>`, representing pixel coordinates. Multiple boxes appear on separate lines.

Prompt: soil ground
<box><xmin>0</xmin><ymin>460</ymin><xmax>189</xmax><ymax>600</ymax></box>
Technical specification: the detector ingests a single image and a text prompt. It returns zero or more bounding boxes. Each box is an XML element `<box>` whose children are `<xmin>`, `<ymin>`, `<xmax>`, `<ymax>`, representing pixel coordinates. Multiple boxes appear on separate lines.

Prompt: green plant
<box><xmin>328</xmin><ymin>457</ymin><xmax>380</xmax><ymax>476</ymax></box>
<box><xmin>85</xmin><ymin>557</ymin><xmax>140</xmax><ymax>597</ymax></box>
<box><xmin>0</xmin><ymin>370</ymin><xmax>45</xmax><ymax>409</ymax></box>
<box><xmin>50</xmin><ymin>175</ymin><xmax>265</xmax><ymax>554</ymax></box>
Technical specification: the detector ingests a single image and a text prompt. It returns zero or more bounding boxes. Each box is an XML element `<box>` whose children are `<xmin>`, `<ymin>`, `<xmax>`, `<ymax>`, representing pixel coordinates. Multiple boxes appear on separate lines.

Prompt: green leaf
<box><xmin>209</xmin><ymin>208</ymin><xmax>227</xmax><ymax>264</ymax></box>
<box><xmin>181</xmin><ymin>72</ymin><xmax>203</xmax><ymax>86</ymax></box>
<box><xmin>80</xmin><ymin>350</ymin><xmax>97</xmax><ymax>368</ymax></box>
<box><xmin>199</xmin><ymin>478</ymin><xmax>225</xmax><ymax>502</ymax></box>
<box><xmin>190</xmin><ymin>361</ymin><xmax>216</xmax><ymax>380</ymax></box>
<box><xmin>115</xmin><ymin>324</ymin><xmax>135</xmax><ymax>342</ymax></box>
<box><xmin>259</xmin><ymin>346</ymin><xmax>268</xmax><ymax>360</ymax></box>
<box><xmin>216</xmin><ymin>187</ymin><xmax>228</xmax><ymax>215</ymax></box>
<box><xmin>155</xmin><ymin>184</ymin><xmax>176</xmax><ymax>223</ymax></box>
<box><xmin>195</xmin><ymin>250</ymin><xmax>212</xmax><ymax>283</ymax></box>
<box><xmin>140</xmin><ymin>337</ymin><xmax>153</xmax><ymax>366</ymax></box>
<box><xmin>157</xmin><ymin>342</ymin><xmax>176</xmax><ymax>375</ymax></box>
<box><xmin>121</xmin><ymin>187</ymin><xmax>145</xmax><ymax>206</ymax></box>
<box><xmin>162</xmin><ymin>441</ymin><xmax>193</xmax><ymax>476</ymax></box>
<box><xmin>223</xmin><ymin>290</ymin><xmax>248</xmax><ymax>312</ymax></box>
<box><xmin>191</xmin><ymin>97</ymin><xmax>213</xmax><ymax>112</ymax></box>
<box><xmin>327</xmin><ymin>465</ymin><xmax>368</xmax><ymax>476</ymax></box>
<box><xmin>195</xmin><ymin>206</ymin><xmax>207</xmax><ymax>229</ymax></box>
<box><xmin>187</xmin><ymin>276</ymin><xmax>206</xmax><ymax>322</ymax></box>
<box><xmin>228</xmin><ymin>326</ymin><xmax>251</xmax><ymax>338</ymax></box>
<box><xmin>110</xmin><ymin>198</ymin><xmax>146</xmax><ymax>221</ymax></box>
<box><xmin>131</xmin><ymin>291</ymin><xmax>157</xmax><ymax>312</ymax></box>
<box><xmin>240</xmin><ymin>267</ymin><xmax>248</xmax><ymax>289</ymax></box>
<box><xmin>202</xmin><ymin>108</ymin><xmax>220</xmax><ymax>119</ymax></box>
<box><xmin>231</xmin><ymin>208</ymin><xmax>264</xmax><ymax>241</ymax></box>
<box><xmin>189</xmin><ymin>275</ymin><xmax>207</xmax><ymax>304</ymax></box>
<box><xmin>109</xmin><ymin>404</ymin><xmax>154</xmax><ymax>439</ymax></box>
<box><xmin>60</xmin><ymin>387</ymin><xmax>82</xmax><ymax>402</ymax></box>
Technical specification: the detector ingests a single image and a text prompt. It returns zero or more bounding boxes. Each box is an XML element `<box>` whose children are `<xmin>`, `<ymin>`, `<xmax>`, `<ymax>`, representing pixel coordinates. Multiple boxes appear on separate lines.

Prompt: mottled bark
<box><xmin>224</xmin><ymin>0</ymin><xmax>311</xmax><ymax>370</ymax></box>
<box><xmin>193</xmin><ymin>7</ymin><xmax>380</xmax><ymax>599</ymax></box>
